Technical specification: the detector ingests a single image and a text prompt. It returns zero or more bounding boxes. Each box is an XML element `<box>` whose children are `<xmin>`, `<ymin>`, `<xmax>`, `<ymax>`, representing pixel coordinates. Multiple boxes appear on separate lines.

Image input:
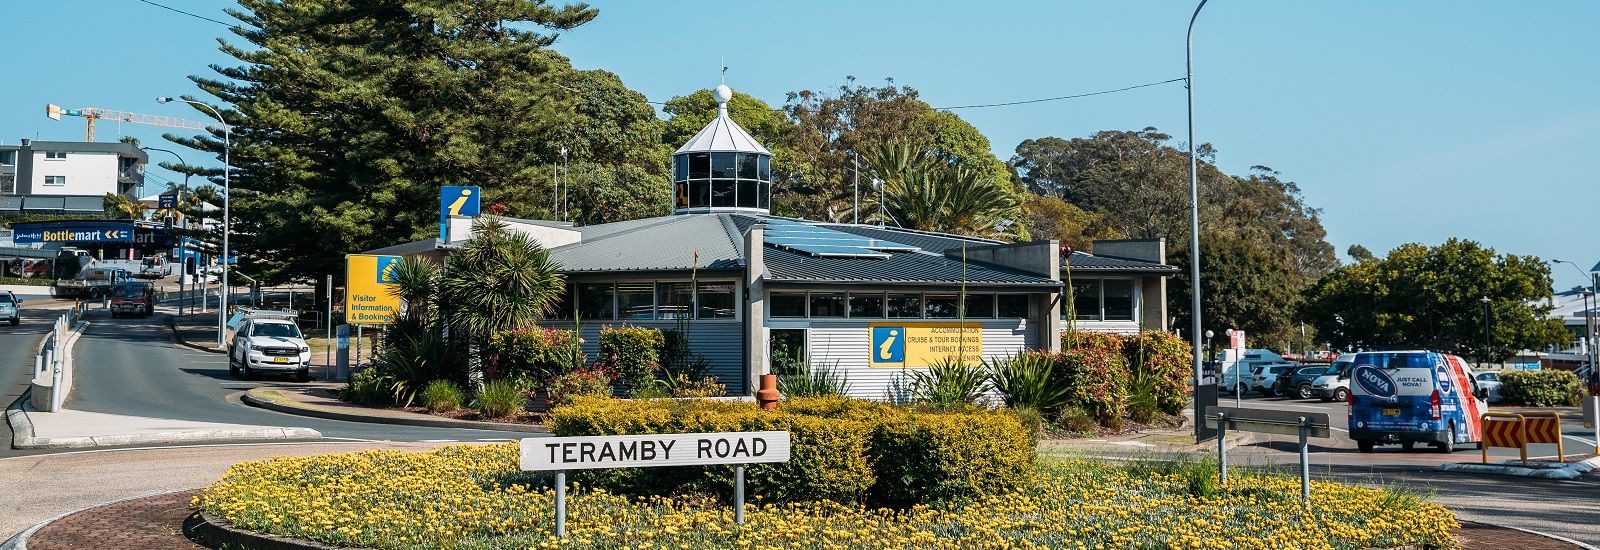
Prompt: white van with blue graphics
<box><xmin>1348</xmin><ymin>351</ymin><xmax>1486</xmax><ymax>453</ymax></box>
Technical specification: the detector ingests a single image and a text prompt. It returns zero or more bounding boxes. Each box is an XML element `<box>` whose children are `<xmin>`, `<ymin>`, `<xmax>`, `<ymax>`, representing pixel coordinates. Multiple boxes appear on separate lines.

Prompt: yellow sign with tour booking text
<box><xmin>345</xmin><ymin>254</ymin><xmax>402</xmax><ymax>325</ymax></box>
<box><xmin>868</xmin><ymin>323</ymin><xmax>983</xmax><ymax>368</ymax></box>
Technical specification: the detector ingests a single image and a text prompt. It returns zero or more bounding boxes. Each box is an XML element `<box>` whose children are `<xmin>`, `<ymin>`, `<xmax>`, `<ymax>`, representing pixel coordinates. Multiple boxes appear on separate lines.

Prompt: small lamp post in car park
<box><xmin>1553</xmin><ymin>259</ymin><xmax>1599</xmax><ymax>386</ymax></box>
<box><xmin>1479</xmin><ymin>296</ymin><xmax>1491</xmax><ymax>369</ymax></box>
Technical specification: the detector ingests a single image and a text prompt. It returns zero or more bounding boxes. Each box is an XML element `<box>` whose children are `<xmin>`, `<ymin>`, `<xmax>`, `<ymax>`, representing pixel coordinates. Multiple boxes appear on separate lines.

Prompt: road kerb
<box><xmin>242</xmin><ymin>388</ymin><xmax>548</xmax><ymax>434</ymax></box>
<box><xmin>1438</xmin><ymin>456</ymin><xmax>1600</xmax><ymax>480</ymax></box>
<box><xmin>0</xmin><ymin>490</ymin><xmax>187</xmax><ymax>550</ymax></box>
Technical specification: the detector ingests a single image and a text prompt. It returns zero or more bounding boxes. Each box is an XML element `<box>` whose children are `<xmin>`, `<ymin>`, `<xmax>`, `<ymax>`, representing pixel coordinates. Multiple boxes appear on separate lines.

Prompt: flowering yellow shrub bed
<box><xmin>198</xmin><ymin>443</ymin><xmax>1458</xmax><ymax>550</ymax></box>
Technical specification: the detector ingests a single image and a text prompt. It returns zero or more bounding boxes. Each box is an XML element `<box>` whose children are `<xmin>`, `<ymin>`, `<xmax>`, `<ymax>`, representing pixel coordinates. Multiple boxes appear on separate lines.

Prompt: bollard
<box><xmin>1216</xmin><ymin>409</ymin><xmax>1228</xmax><ymax>482</ymax></box>
<box><xmin>1592</xmin><ymin>396</ymin><xmax>1600</xmax><ymax>455</ymax></box>
<box><xmin>554</xmin><ymin>471</ymin><xmax>566</xmax><ymax>537</ymax></box>
<box><xmin>734</xmin><ymin>465</ymin><xmax>746</xmax><ymax>525</ymax></box>
<box><xmin>1297</xmin><ymin>417</ymin><xmax>1310</xmax><ymax>504</ymax></box>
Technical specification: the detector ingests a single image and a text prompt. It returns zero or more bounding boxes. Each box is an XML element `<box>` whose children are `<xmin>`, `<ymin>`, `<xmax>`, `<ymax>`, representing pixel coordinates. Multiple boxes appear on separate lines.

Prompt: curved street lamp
<box><xmin>1185</xmin><ymin>0</ymin><xmax>1210</xmax><ymax>441</ymax></box>
<box><xmin>1553</xmin><ymin>259</ymin><xmax>1599</xmax><ymax>380</ymax></box>
<box><xmin>157</xmin><ymin>97</ymin><xmax>231</xmax><ymax>346</ymax></box>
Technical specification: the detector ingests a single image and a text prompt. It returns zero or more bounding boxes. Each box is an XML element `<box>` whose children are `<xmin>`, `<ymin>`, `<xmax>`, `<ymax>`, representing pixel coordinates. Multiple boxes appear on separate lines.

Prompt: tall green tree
<box><xmin>443</xmin><ymin>217</ymin><xmax>565</xmax><ymax>378</ymax></box>
<box><xmin>166</xmin><ymin>0</ymin><xmax>659</xmax><ymax>284</ymax></box>
<box><xmin>1302</xmin><ymin>239</ymin><xmax>1570</xmax><ymax>361</ymax></box>
<box><xmin>1169</xmin><ymin>233</ymin><xmax>1306</xmax><ymax>350</ymax></box>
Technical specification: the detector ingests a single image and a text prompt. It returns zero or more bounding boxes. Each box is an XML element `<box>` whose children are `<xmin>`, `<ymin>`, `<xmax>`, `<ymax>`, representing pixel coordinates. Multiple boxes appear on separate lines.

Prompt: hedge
<box><xmin>1499</xmin><ymin>369</ymin><xmax>1583</xmax><ymax>407</ymax></box>
<box><xmin>547</xmin><ymin>396</ymin><xmax>1033</xmax><ymax>508</ymax></box>
<box><xmin>598</xmin><ymin>326</ymin><xmax>663</xmax><ymax>390</ymax></box>
<box><xmin>1063</xmin><ymin>330</ymin><xmax>1193</xmax><ymax>416</ymax></box>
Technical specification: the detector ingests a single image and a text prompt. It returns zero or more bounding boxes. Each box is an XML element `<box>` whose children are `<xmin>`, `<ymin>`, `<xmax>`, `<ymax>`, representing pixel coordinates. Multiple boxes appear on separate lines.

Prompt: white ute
<box><xmin>228</xmin><ymin>311</ymin><xmax>312</xmax><ymax>382</ymax></box>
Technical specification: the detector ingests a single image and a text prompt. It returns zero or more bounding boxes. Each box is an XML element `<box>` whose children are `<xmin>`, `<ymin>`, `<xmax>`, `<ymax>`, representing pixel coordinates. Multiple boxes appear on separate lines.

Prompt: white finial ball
<box><xmin>714</xmin><ymin>84</ymin><xmax>733</xmax><ymax>104</ymax></box>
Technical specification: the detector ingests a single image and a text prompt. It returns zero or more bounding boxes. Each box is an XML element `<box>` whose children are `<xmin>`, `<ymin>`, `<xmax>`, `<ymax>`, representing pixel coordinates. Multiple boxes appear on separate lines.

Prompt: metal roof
<box><xmin>550</xmin><ymin>214</ymin><xmax>743</xmax><ymax>273</ymax></box>
<box><xmin>763</xmin><ymin>246</ymin><xmax>1058</xmax><ymax>286</ymax></box>
<box><xmin>672</xmin><ymin>85</ymin><xmax>772</xmax><ymax>155</ymax></box>
<box><xmin>1066</xmin><ymin>251</ymin><xmax>1178</xmax><ymax>272</ymax></box>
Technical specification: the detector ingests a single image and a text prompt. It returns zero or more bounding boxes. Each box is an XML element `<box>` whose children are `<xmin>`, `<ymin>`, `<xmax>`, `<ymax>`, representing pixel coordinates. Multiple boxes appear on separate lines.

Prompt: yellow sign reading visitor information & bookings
<box><xmin>868</xmin><ymin>322</ymin><xmax>983</xmax><ymax>368</ymax></box>
<box><xmin>345</xmin><ymin>254</ymin><xmax>402</xmax><ymax>325</ymax></box>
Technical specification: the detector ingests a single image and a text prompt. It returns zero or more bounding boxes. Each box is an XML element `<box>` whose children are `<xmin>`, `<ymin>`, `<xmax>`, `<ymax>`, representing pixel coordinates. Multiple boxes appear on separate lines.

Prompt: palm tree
<box><xmin>441</xmin><ymin>216</ymin><xmax>566</xmax><ymax>379</ymax></box>
<box><xmin>102</xmin><ymin>193</ymin><xmax>144</xmax><ymax>220</ymax></box>
<box><xmin>934</xmin><ymin>163</ymin><xmax>1015</xmax><ymax>234</ymax></box>
<box><xmin>864</xmin><ymin>140</ymin><xmax>1016</xmax><ymax>235</ymax></box>
<box><xmin>388</xmin><ymin>256</ymin><xmax>440</xmax><ymax>324</ymax></box>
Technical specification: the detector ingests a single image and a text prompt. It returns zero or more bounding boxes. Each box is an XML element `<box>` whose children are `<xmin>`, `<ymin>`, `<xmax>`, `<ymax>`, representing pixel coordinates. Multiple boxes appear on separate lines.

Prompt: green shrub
<box><xmin>986</xmin><ymin>351</ymin><xmax>1067</xmax><ymax>411</ymax></box>
<box><xmin>1123</xmin><ymin>331</ymin><xmax>1193</xmax><ymax>415</ymax></box>
<box><xmin>1056</xmin><ymin>406</ymin><xmax>1097</xmax><ymax>435</ymax></box>
<box><xmin>1499</xmin><ymin>369</ymin><xmax>1583</xmax><ymax>406</ymax></box>
<box><xmin>376</xmin><ymin>318</ymin><xmax>466</xmax><ymax>407</ymax></box>
<box><xmin>342</xmin><ymin>367</ymin><xmax>392</xmax><ymax>407</ymax></box>
<box><xmin>546</xmin><ymin>367</ymin><xmax>614</xmax><ymax>408</ymax></box>
<box><xmin>0</xmin><ymin>277</ymin><xmax>52</xmax><ymax>287</ymax></box>
<box><xmin>488</xmin><ymin>327</ymin><xmax>583</xmax><ymax>388</ymax></box>
<box><xmin>476</xmin><ymin>380</ymin><xmax>527</xmax><ymax>418</ymax></box>
<box><xmin>777</xmin><ymin>360</ymin><xmax>852</xmax><ymax>397</ymax></box>
<box><xmin>548</xmin><ymin>396</ymin><xmax>1034</xmax><ymax>508</ymax></box>
<box><xmin>419</xmin><ymin>380</ymin><xmax>465</xmax><ymax>413</ymax></box>
<box><xmin>599</xmin><ymin>326</ymin><xmax>664</xmax><ymax>391</ymax></box>
<box><xmin>908</xmin><ymin>357</ymin><xmax>989</xmax><ymax>408</ymax></box>
<box><xmin>1058</xmin><ymin>348</ymin><xmax>1129</xmax><ymax>423</ymax></box>
<box><xmin>662</xmin><ymin>373</ymin><xmax>726</xmax><ymax>398</ymax></box>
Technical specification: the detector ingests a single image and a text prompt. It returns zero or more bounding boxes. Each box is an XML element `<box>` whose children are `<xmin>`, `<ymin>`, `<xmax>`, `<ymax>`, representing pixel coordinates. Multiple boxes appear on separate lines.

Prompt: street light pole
<box><xmin>1553</xmin><ymin>259</ymin><xmax>1599</xmax><ymax>383</ymax></box>
<box><xmin>1186</xmin><ymin>0</ymin><xmax>1210</xmax><ymax>441</ymax></box>
<box><xmin>158</xmin><ymin>97</ymin><xmax>230</xmax><ymax>347</ymax></box>
<box><xmin>142</xmin><ymin>146</ymin><xmax>189</xmax><ymax>316</ymax></box>
<box><xmin>1480</xmin><ymin>296</ymin><xmax>1491</xmax><ymax>368</ymax></box>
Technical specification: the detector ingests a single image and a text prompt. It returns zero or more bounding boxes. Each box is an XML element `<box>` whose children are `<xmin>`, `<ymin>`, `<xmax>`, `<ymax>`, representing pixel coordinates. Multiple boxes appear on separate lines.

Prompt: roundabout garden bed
<box><xmin>197</xmin><ymin>442</ymin><xmax>1460</xmax><ymax>549</ymax></box>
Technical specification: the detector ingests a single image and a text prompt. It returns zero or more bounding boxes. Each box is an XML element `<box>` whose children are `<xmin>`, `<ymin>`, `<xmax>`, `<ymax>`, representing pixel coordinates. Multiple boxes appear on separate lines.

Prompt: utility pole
<box><xmin>853</xmin><ymin>152</ymin><xmax>860</xmax><ymax>224</ymax></box>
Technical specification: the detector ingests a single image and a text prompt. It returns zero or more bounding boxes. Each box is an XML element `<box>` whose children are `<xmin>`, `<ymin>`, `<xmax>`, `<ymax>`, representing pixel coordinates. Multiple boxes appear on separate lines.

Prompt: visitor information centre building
<box><xmin>375</xmin><ymin>85</ymin><xmax>1177</xmax><ymax>399</ymax></box>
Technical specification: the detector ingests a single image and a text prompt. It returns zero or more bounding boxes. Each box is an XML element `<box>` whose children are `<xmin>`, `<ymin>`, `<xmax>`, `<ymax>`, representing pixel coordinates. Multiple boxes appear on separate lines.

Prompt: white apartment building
<box><xmin>0</xmin><ymin>139</ymin><xmax>147</xmax><ymax>212</ymax></box>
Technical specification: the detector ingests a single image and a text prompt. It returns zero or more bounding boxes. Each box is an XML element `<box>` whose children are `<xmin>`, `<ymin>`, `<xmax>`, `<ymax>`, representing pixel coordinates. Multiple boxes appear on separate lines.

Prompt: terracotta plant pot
<box><xmin>756</xmin><ymin>374</ymin><xmax>781</xmax><ymax>410</ymax></box>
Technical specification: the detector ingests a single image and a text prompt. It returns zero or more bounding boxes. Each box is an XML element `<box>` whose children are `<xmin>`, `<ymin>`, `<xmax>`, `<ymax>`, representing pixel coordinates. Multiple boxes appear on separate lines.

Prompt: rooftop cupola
<box><xmin>672</xmin><ymin>84</ymin><xmax>772</xmax><ymax>214</ymax></box>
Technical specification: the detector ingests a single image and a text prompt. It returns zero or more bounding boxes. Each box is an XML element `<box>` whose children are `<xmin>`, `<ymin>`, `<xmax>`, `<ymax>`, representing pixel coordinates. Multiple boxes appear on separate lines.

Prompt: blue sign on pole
<box><xmin>439</xmin><ymin>185</ymin><xmax>482</xmax><ymax>240</ymax></box>
<box><xmin>159</xmin><ymin>194</ymin><xmax>178</xmax><ymax>208</ymax></box>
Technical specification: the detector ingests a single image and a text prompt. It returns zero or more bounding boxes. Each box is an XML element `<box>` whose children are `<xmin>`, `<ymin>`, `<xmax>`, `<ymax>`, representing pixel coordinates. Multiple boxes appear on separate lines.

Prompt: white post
<box><xmin>554</xmin><ymin>471</ymin><xmax>567</xmax><ymax>537</ymax></box>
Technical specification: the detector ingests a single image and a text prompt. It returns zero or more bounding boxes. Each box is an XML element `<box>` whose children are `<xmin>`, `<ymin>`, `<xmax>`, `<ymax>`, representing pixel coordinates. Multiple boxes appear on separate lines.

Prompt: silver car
<box><xmin>1473</xmin><ymin>371</ymin><xmax>1504</xmax><ymax>404</ymax></box>
<box><xmin>0</xmin><ymin>291</ymin><xmax>19</xmax><ymax>326</ymax></box>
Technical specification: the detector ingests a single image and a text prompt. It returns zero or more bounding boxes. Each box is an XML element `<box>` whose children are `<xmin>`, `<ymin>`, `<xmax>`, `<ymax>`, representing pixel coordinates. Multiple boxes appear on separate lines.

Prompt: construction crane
<box><xmin>45</xmin><ymin>103</ymin><xmax>214</xmax><ymax>142</ymax></box>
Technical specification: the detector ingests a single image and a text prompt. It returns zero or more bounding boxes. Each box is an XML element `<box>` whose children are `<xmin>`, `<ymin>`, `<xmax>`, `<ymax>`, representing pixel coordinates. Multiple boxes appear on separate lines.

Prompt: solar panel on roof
<box><xmin>763</xmin><ymin>219</ymin><xmax>919</xmax><ymax>259</ymax></box>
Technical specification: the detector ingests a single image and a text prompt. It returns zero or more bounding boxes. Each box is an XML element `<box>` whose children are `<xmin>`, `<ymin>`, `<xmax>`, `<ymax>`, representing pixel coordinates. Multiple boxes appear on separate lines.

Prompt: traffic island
<box><xmin>1438</xmin><ymin>456</ymin><xmax>1600</xmax><ymax>480</ymax></box>
<box><xmin>241</xmin><ymin>386</ymin><xmax>548</xmax><ymax>433</ymax></box>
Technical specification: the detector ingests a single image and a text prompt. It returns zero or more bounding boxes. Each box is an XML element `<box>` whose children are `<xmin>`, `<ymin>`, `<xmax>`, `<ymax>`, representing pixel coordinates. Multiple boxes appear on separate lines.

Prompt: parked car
<box><xmin>1349</xmin><ymin>350</ymin><xmax>1486</xmax><ymax>453</ymax></box>
<box><xmin>109</xmin><ymin>282</ymin><xmax>156</xmax><ymax>318</ymax></box>
<box><xmin>1220</xmin><ymin>349</ymin><xmax>1293</xmax><ymax>395</ymax></box>
<box><xmin>1275</xmin><ymin>365</ymin><xmax>1332</xmax><ymax>399</ymax></box>
<box><xmin>1250</xmin><ymin>363</ymin><xmax>1299</xmax><ymax>396</ymax></box>
<box><xmin>229</xmin><ymin>315</ymin><xmax>313</xmax><ymax>382</ymax></box>
<box><xmin>1312</xmin><ymin>354</ymin><xmax>1358</xmax><ymax>402</ymax></box>
<box><xmin>0</xmin><ymin>291</ymin><xmax>20</xmax><ymax>326</ymax></box>
<box><xmin>1473</xmin><ymin>371</ymin><xmax>1504</xmax><ymax>404</ymax></box>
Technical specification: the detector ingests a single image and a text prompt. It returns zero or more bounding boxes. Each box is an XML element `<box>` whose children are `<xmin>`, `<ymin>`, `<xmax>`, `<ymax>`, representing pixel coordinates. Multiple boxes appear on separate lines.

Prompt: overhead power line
<box><xmin>933</xmin><ymin>77</ymin><xmax>1186</xmax><ymax>110</ymax></box>
<box><xmin>136</xmin><ymin>0</ymin><xmax>234</xmax><ymax>27</ymax></box>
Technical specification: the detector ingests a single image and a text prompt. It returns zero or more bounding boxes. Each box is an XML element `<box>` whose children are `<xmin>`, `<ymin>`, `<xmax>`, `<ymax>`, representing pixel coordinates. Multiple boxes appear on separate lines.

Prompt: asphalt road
<box><xmin>40</xmin><ymin>309</ymin><xmax>536</xmax><ymax>452</ymax></box>
<box><xmin>0</xmin><ymin>309</ymin><xmax>53</xmax><ymax>456</ymax></box>
<box><xmin>1214</xmin><ymin>392</ymin><xmax>1600</xmax><ymax>545</ymax></box>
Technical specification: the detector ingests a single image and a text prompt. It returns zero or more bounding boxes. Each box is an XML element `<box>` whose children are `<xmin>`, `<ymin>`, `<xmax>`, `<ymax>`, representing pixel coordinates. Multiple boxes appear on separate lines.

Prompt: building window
<box><xmin>44</xmin><ymin>175</ymin><xmax>67</xmax><ymax>186</ymax></box>
<box><xmin>997</xmin><ymin>295</ymin><xmax>1029</xmax><ymax>318</ymax></box>
<box><xmin>737</xmin><ymin>153</ymin><xmax>759</xmax><ymax>180</ymax></box>
<box><xmin>886</xmin><ymin>293</ymin><xmax>922</xmax><ymax>318</ymax></box>
<box><xmin>758</xmin><ymin>156</ymin><xmax>770</xmax><ymax>181</ymax></box>
<box><xmin>770</xmin><ymin>292</ymin><xmax>806</xmax><ymax>318</ymax></box>
<box><xmin>1066</xmin><ymin>279</ymin><xmax>1137</xmax><ymax>322</ymax></box>
<box><xmin>810</xmin><ymin>293</ymin><xmax>846</xmax><ymax>318</ymax></box>
<box><xmin>617</xmin><ymin>283</ymin><xmax>654</xmax><ymax>320</ymax></box>
<box><xmin>964</xmin><ymin>294</ymin><xmax>995</xmax><ymax>319</ymax></box>
<box><xmin>688</xmin><ymin>153</ymin><xmax>710</xmax><ymax>179</ymax></box>
<box><xmin>711</xmin><ymin>179</ymin><xmax>736</xmax><ymax>208</ymax></box>
<box><xmin>674</xmin><ymin>156</ymin><xmax>688</xmax><ymax>181</ymax></box>
<box><xmin>45</xmin><ymin>151</ymin><xmax>67</xmax><ymax>160</ymax></box>
<box><xmin>542</xmin><ymin>286</ymin><xmax>576</xmax><ymax>320</ymax></box>
<box><xmin>0</xmin><ymin>151</ymin><xmax>15</xmax><ymax>166</ymax></box>
<box><xmin>925</xmin><ymin>295</ymin><xmax>960</xmax><ymax>318</ymax></box>
<box><xmin>711</xmin><ymin>152</ymin><xmax>736</xmax><ymax>178</ymax></box>
<box><xmin>1070</xmin><ymin>280</ymin><xmax>1101</xmax><ymax>321</ymax></box>
<box><xmin>656</xmin><ymin>282</ymin><xmax>693</xmax><ymax>320</ymax></box>
<box><xmin>736</xmin><ymin>180</ymin><xmax>759</xmax><ymax>208</ymax></box>
<box><xmin>1103</xmin><ymin>280</ymin><xmax>1135</xmax><ymax>321</ymax></box>
<box><xmin>757</xmin><ymin>181</ymin><xmax>770</xmax><ymax>210</ymax></box>
<box><xmin>769</xmin><ymin>329</ymin><xmax>805</xmax><ymax>376</ymax></box>
<box><xmin>848</xmin><ymin>293</ymin><xmax>884</xmax><ymax>318</ymax></box>
<box><xmin>690</xmin><ymin>181</ymin><xmax>710</xmax><ymax>208</ymax></box>
<box><xmin>577</xmin><ymin>283</ymin><xmax>614</xmax><ymax>320</ymax></box>
<box><xmin>697</xmin><ymin>282</ymin><xmax>736</xmax><ymax>319</ymax></box>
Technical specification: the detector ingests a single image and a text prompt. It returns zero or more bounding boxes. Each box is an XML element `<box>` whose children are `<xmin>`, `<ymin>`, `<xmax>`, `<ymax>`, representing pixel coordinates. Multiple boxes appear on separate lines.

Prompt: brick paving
<box><xmin>26</xmin><ymin>490</ymin><xmax>203</xmax><ymax>550</ymax></box>
<box><xmin>17</xmin><ymin>490</ymin><xmax>1583</xmax><ymax>549</ymax></box>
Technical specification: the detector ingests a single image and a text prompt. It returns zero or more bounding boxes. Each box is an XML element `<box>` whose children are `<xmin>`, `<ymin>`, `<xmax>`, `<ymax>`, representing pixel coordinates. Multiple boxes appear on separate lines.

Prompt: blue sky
<box><xmin>2</xmin><ymin>1</ymin><xmax>1596</xmax><ymax>289</ymax></box>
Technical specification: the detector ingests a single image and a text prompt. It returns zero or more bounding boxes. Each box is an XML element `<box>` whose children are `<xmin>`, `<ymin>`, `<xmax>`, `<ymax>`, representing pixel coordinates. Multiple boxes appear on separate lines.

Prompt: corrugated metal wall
<box><xmin>805</xmin><ymin>320</ymin><xmax>1036</xmax><ymax>401</ymax></box>
<box><xmin>545</xmin><ymin>321</ymin><xmax>746</xmax><ymax>392</ymax></box>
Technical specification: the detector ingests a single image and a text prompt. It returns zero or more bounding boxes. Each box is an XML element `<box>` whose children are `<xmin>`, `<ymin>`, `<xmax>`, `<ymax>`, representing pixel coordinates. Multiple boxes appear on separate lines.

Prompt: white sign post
<box><xmin>520</xmin><ymin>431</ymin><xmax>791</xmax><ymax>536</ymax></box>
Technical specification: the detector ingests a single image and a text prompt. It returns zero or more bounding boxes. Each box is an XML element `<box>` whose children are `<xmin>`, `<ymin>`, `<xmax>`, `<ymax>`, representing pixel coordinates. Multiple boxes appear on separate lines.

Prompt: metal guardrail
<box><xmin>1205</xmin><ymin>406</ymin><xmax>1332</xmax><ymax>503</ymax></box>
<box><xmin>34</xmin><ymin>301</ymin><xmax>87</xmax><ymax>412</ymax></box>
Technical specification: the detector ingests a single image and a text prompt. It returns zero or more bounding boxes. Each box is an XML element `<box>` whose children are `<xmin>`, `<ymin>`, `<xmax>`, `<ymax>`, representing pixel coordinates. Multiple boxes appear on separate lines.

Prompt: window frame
<box><xmin>44</xmin><ymin>151</ymin><xmax>67</xmax><ymax>160</ymax></box>
<box><xmin>1065</xmin><ymin>278</ymin><xmax>1139</xmax><ymax>323</ymax></box>
<box><xmin>43</xmin><ymin>175</ymin><xmax>67</xmax><ymax>186</ymax></box>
